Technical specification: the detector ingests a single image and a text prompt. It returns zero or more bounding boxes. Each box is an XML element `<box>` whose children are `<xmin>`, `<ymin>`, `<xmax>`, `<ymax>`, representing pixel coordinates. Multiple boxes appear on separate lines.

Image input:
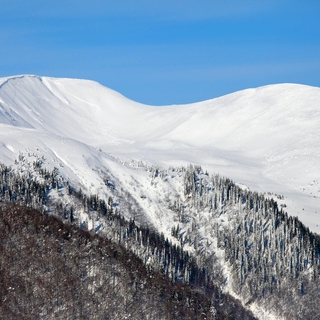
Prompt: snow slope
<box><xmin>0</xmin><ymin>75</ymin><xmax>319</xmax><ymax>233</ymax></box>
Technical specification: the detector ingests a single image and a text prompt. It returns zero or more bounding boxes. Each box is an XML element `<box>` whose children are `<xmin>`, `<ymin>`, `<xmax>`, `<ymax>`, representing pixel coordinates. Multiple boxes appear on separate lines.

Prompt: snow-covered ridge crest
<box><xmin>0</xmin><ymin>74</ymin><xmax>320</xmax><ymax>232</ymax></box>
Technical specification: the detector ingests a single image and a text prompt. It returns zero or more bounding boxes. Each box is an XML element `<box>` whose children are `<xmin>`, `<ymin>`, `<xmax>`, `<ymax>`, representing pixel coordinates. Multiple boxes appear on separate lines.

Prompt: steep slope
<box><xmin>1</xmin><ymin>203</ymin><xmax>257</xmax><ymax>320</ymax></box>
<box><xmin>0</xmin><ymin>75</ymin><xmax>319</xmax><ymax>232</ymax></box>
<box><xmin>1</xmin><ymin>159</ymin><xmax>319</xmax><ymax>319</ymax></box>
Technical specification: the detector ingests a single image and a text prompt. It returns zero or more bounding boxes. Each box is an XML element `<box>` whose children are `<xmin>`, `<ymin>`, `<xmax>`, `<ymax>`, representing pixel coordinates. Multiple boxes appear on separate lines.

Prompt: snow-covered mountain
<box><xmin>2</xmin><ymin>74</ymin><xmax>320</xmax><ymax>319</ymax></box>
<box><xmin>0</xmin><ymin>75</ymin><xmax>319</xmax><ymax>233</ymax></box>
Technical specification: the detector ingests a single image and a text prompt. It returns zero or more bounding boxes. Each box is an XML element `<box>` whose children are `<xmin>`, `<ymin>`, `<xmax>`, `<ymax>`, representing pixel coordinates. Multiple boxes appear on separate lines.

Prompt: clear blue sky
<box><xmin>1</xmin><ymin>1</ymin><xmax>320</xmax><ymax>105</ymax></box>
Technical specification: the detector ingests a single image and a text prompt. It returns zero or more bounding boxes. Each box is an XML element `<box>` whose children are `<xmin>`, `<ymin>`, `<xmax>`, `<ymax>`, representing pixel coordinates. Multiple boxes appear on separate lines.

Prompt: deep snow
<box><xmin>0</xmin><ymin>75</ymin><xmax>319</xmax><ymax>234</ymax></box>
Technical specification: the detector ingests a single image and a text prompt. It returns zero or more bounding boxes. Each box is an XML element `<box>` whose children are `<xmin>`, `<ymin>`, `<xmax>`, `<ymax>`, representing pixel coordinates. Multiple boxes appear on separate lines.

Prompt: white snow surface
<box><xmin>0</xmin><ymin>75</ymin><xmax>320</xmax><ymax>234</ymax></box>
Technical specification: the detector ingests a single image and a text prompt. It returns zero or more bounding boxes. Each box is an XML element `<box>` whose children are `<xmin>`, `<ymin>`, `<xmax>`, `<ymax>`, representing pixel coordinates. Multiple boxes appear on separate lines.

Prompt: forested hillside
<box><xmin>0</xmin><ymin>159</ymin><xmax>320</xmax><ymax>319</ymax></box>
<box><xmin>180</xmin><ymin>166</ymin><xmax>320</xmax><ymax>319</ymax></box>
<box><xmin>0</xmin><ymin>203</ymin><xmax>257</xmax><ymax>319</ymax></box>
<box><xmin>0</xmin><ymin>162</ymin><xmax>257</xmax><ymax>319</ymax></box>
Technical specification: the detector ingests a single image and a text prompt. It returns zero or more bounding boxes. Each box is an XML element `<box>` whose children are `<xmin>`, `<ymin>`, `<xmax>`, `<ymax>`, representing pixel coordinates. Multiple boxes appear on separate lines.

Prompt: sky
<box><xmin>1</xmin><ymin>0</ymin><xmax>320</xmax><ymax>105</ymax></box>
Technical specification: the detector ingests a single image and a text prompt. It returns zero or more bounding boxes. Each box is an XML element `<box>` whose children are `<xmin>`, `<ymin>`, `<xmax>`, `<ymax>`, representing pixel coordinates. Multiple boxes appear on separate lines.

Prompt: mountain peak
<box><xmin>0</xmin><ymin>75</ymin><xmax>319</xmax><ymax>232</ymax></box>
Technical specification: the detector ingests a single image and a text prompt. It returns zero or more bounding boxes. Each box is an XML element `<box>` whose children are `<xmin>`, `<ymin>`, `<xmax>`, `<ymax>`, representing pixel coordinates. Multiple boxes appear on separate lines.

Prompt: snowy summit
<box><xmin>0</xmin><ymin>75</ymin><xmax>319</xmax><ymax>232</ymax></box>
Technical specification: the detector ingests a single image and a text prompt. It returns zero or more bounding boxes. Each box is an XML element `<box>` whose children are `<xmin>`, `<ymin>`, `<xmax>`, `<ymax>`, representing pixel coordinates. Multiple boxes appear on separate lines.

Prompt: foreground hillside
<box><xmin>0</xmin><ymin>161</ymin><xmax>320</xmax><ymax>319</ymax></box>
<box><xmin>0</xmin><ymin>203</ymin><xmax>257</xmax><ymax>319</ymax></box>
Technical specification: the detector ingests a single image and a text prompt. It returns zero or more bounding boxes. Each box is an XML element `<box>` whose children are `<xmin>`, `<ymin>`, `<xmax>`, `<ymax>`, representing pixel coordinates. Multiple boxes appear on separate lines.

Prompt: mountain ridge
<box><xmin>0</xmin><ymin>75</ymin><xmax>319</xmax><ymax>232</ymax></box>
